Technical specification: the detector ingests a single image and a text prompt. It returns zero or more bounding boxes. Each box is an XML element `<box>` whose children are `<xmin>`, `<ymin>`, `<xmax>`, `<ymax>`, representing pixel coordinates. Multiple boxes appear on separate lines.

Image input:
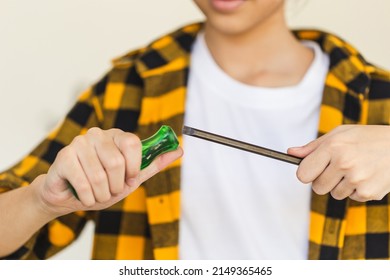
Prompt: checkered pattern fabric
<box><xmin>1</xmin><ymin>23</ymin><xmax>390</xmax><ymax>259</ymax></box>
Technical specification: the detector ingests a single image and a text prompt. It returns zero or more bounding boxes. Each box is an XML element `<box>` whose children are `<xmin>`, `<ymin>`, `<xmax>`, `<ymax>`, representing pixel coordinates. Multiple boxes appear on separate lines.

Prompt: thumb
<box><xmin>138</xmin><ymin>147</ymin><xmax>184</xmax><ymax>184</ymax></box>
<box><xmin>113</xmin><ymin>148</ymin><xmax>184</xmax><ymax>205</ymax></box>
<box><xmin>287</xmin><ymin>135</ymin><xmax>326</xmax><ymax>158</ymax></box>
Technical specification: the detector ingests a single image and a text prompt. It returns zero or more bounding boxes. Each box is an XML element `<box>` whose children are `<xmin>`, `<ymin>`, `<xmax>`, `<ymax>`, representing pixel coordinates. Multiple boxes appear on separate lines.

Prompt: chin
<box><xmin>205</xmin><ymin>15</ymin><xmax>261</xmax><ymax>37</ymax></box>
<box><xmin>195</xmin><ymin>0</ymin><xmax>285</xmax><ymax>36</ymax></box>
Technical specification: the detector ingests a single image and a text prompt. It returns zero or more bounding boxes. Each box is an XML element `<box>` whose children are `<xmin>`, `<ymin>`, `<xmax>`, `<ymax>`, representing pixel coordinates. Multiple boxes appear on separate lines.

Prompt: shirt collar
<box><xmin>113</xmin><ymin>22</ymin><xmax>371</xmax><ymax>100</ymax></box>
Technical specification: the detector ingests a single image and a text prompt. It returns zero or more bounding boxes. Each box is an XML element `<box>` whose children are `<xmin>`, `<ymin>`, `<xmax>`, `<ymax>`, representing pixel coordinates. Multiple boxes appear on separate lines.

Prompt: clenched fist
<box><xmin>38</xmin><ymin>127</ymin><xmax>183</xmax><ymax>216</ymax></box>
<box><xmin>288</xmin><ymin>125</ymin><xmax>390</xmax><ymax>202</ymax></box>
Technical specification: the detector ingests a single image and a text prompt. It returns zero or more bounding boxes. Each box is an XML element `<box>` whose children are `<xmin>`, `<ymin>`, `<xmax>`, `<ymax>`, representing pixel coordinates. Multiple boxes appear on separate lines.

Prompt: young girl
<box><xmin>1</xmin><ymin>0</ymin><xmax>390</xmax><ymax>259</ymax></box>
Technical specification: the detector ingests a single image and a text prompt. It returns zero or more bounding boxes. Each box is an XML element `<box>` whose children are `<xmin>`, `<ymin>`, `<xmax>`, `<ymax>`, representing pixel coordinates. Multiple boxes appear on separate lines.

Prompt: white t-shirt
<box><xmin>179</xmin><ymin>33</ymin><xmax>330</xmax><ymax>259</ymax></box>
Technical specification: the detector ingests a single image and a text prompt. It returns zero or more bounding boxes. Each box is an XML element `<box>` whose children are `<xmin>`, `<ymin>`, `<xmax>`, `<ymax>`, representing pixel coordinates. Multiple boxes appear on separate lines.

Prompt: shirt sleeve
<box><xmin>0</xmin><ymin>51</ymin><xmax>144</xmax><ymax>259</ymax></box>
<box><xmin>0</xmin><ymin>81</ymin><xmax>104</xmax><ymax>258</ymax></box>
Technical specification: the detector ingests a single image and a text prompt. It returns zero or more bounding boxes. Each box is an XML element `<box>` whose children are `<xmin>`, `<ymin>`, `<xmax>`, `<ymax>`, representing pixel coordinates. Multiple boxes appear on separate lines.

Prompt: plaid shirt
<box><xmin>1</xmin><ymin>23</ymin><xmax>390</xmax><ymax>260</ymax></box>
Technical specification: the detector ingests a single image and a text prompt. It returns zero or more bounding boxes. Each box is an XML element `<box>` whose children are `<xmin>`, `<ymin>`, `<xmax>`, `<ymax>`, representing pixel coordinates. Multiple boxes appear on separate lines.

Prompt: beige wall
<box><xmin>1</xmin><ymin>0</ymin><xmax>389</xmax><ymax>259</ymax></box>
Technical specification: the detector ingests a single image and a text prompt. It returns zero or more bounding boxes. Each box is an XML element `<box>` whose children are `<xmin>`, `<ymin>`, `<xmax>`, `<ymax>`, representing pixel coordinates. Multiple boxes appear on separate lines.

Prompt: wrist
<box><xmin>29</xmin><ymin>174</ymin><xmax>64</xmax><ymax>220</ymax></box>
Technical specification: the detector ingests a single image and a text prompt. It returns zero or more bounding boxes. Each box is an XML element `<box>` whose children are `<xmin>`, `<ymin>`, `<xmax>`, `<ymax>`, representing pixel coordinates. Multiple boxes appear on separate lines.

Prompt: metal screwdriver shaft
<box><xmin>182</xmin><ymin>126</ymin><xmax>302</xmax><ymax>165</ymax></box>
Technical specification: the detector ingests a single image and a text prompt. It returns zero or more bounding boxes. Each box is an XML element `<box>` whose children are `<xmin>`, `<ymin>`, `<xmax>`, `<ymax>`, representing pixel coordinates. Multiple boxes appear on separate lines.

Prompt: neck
<box><xmin>203</xmin><ymin>13</ymin><xmax>314</xmax><ymax>87</ymax></box>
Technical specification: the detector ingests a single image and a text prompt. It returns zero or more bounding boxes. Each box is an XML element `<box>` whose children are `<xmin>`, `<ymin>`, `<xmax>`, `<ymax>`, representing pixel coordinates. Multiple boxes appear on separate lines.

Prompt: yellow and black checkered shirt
<box><xmin>1</xmin><ymin>23</ymin><xmax>390</xmax><ymax>260</ymax></box>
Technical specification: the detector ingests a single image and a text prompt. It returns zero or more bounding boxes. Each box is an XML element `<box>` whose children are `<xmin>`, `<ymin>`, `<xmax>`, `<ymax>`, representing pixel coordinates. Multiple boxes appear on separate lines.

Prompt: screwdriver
<box><xmin>182</xmin><ymin>125</ymin><xmax>302</xmax><ymax>165</ymax></box>
<box><xmin>68</xmin><ymin>125</ymin><xmax>179</xmax><ymax>199</ymax></box>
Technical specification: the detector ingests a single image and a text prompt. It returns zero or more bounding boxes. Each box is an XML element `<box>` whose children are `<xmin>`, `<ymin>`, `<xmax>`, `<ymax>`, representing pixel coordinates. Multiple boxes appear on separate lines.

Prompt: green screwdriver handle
<box><xmin>68</xmin><ymin>125</ymin><xmax>179</xmax><ymax>199</ymax></box>
<box><xmin>140</xmin><ymin>125</ymin><xmax>180</xmax><ymax>169</ymax></box>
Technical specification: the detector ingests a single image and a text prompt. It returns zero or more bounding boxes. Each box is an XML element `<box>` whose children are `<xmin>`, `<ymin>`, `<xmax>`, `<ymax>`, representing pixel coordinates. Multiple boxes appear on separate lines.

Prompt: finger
<box><xmin>77</xmin><ymin>142</ymin><xmax>111</xmax><ymax>203</ymax></box>
<box><xmin>296</xmin><ymin>145</ymin><xmax>331</xmax><ymax>184</ymax></box>
<box><xmin>85</xmin><ymin>147</ymin><xmax>184</xmax><ymax>207</ymax></box>
<box><xmin>288</xmin><ymin>125</ymin><xmax>352</xmax><ymax>158</ymax></box>
<box><xmin>56</xmin><ymin>148</ymin><xmax>95</xmax><ymax>207</ymax></box>
<box><xmin>348</xmin><ymin>186</ymin><xmax>381</xmax><ymax>202</ymax></box>
<box><xmin>329</xmin><ymin>178</ymin><xmax>356</xmax><ymax>200</ymax></box>
<box><xmin>94</xmin><ymin>136</ymin><xmax>126</xmax><ymax>196</ymax></box>
<box><xmin>312</xmin><ymin>162</ymin><xmax>344</xmax><ymax>196</ymax></box>
<box><xmin>288</xmin><ymin>134</ymin><xmax>328</xmax><ymax>158</ymax></box>
<box><xmin>112</xmin><ymin>131</ymin><xmax>142</xmax><ymax>183</ymax></box>
<box><xmin>348</xmin><ymin>189</ymin><xmax>372</xmax><ymax>202</ymax></box>
<box><xmin>137</xmin><ymin>148</ymin><xmax>183</xmax><ymax>185</ymax></box>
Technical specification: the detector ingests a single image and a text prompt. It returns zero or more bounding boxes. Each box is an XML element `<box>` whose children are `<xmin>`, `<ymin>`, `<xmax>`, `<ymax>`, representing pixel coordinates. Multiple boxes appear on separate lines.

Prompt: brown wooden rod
<box><xmin>182</xmin><ymin>126</ymin><xmax>302</xmax><ymax>165</ymax></box>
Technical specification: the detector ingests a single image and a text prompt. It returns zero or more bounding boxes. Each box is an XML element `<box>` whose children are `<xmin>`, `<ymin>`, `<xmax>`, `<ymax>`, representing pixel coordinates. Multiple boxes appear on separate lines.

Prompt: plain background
<box><xmin>1</xmin><ymin>0</ymin><xmax>389</xmax><ymax>259</ymax></box>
